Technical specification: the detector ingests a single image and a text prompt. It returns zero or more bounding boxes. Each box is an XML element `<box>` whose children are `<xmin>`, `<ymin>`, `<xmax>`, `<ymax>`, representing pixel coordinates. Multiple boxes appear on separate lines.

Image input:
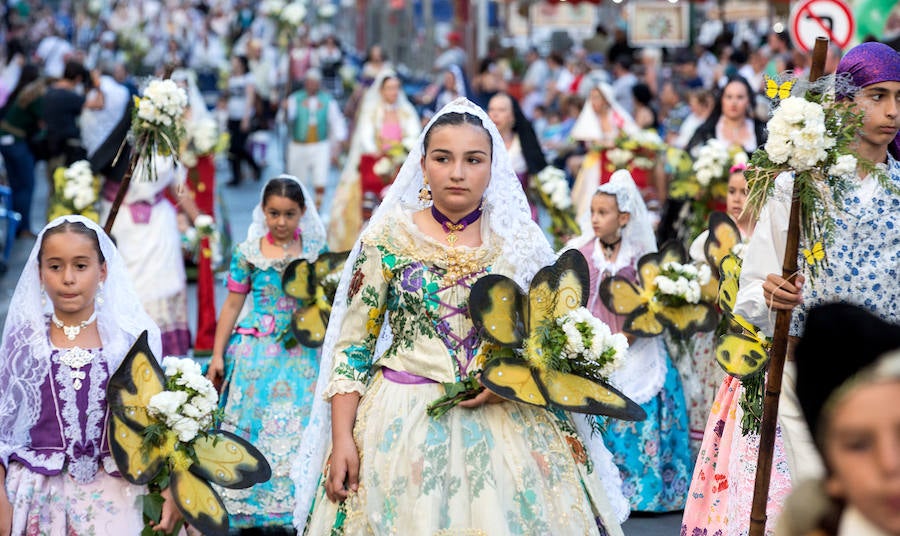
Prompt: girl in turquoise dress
<box><xmin>207</xmin><ymin>175</ymin><xmax>328</xmax><ymax>531</ymax></box>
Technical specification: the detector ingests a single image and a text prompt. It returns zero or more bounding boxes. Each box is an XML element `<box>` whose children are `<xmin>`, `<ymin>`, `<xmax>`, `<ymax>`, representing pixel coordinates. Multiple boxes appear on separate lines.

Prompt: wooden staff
<box><xmin>103</xmin><ymin>148</ymin><xmax>140</xmax><ymax>235</ymax></box>
<box><xmin>748</xmin><ymin>36</ymin><xmax>829</xmax><ymax>536</ymax></box>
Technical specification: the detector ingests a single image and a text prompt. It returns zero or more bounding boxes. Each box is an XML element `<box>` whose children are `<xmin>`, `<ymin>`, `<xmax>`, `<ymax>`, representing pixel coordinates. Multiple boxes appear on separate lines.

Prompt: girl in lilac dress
<box><xmin>0</xmin><ymin>215</ymin><xmax>178</xmax><ymax>534</ymax></box>
<box><xmin>571</xmin><ymin>170</ymin><xmax>694</xmax><ymax>512</ymax></box>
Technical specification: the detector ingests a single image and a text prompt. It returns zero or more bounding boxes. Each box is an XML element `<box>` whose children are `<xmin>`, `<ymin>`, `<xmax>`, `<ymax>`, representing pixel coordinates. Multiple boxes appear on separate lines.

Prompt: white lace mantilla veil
<box><xmin>327</xmin><ymin>69</ymin><xmax>420</xmax><ymax>251</ymax></box>
<box><xmin>246</xmin><ymin>174</ymin><xmax>327</xmax><ymax>261</ymax></box>
<box><xmin>0</xmin><ymin>215</ymin><xmax>162</xmax><ymax>465</ymax></box>
<box><xmin>565</xmin><ymin>170</ymin><xmax>668</xmax><ymax>433</ymax></box>
<box><xmin>293</xmin><ymin>98</ymin><xmax>630</xmax><ymax>529</ymax></box>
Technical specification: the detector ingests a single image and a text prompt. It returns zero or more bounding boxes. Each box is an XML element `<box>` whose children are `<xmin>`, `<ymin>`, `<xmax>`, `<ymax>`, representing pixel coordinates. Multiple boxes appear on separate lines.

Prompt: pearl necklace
<box><xmin>51</xmin><ymin>311</ymin><xmax>98</xmax><ymax>341</ymax></box>
<box><xmin>59</xmin><ymin>346</ymin><xmax>94</xmax><ymax>391</ymax></box>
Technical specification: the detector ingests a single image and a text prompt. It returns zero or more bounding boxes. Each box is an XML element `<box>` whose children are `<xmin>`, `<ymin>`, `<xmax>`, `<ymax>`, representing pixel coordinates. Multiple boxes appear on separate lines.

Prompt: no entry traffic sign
<box><xmin>789</xmin><ymin>0</ymin><xmax>854</xmax><ymax>52</ymax></box>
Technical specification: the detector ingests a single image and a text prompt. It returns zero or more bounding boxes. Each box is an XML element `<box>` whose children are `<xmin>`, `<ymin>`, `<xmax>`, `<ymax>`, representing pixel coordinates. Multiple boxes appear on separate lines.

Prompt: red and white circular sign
<box><xmin>789</xmin><ymin>0</ymin><xmax>854</xmax><ymax>52</ymax></box>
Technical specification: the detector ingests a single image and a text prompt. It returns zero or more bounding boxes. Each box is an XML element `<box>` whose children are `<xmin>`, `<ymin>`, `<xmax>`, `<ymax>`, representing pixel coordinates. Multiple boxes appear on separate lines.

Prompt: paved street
<box><xmin>0</xmin><ymin>129</ymin><xmax>684</xmax><ymax>535</ymax></box>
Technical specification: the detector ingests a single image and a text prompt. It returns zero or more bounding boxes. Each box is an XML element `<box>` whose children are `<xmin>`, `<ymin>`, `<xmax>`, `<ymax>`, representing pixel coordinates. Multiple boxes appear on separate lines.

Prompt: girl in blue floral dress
<box><xmin>207</xmin><ymin>175</ymin><xmax>328</xmax><ymax>531</ymax></box>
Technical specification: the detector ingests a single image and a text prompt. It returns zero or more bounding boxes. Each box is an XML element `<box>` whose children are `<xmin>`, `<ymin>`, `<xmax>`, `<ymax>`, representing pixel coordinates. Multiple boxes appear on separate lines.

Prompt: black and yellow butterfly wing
<box><xmin>190</xmin><ymin>430</ymin><xmax>271</xmax><ymax>489</ymax></box>
<box><xmin>107</xmin><ymin>413</ymin><xmax>165</xmax><ymax>485</ymax></box>
<box><xmin>537</xmin><ymin>369</ymin><xmax>646</xmax><ymax>420</ymax></box>
<box><xmin>715</xmin><ymin>313</ymin><xmax>770</xmax><ymax>377</ymax></box>
<box><xmin>717</xmin><ymin>254</ymin><xmax>743</xmax><ymax>313</ymax></box>
<box><xmin>526</xmin><ymin>249</ymin><xmax>589</xmax><ymax>333</ymax></box>
<box><xmin>657</xmin><ymin>302</ymin><xmax>718</xmax><ymax>336</ymax></box>
<box><xmin>704</xmin><ymin>212</ymin><xmax>741</xmax><ymax>278</ymax></box>
<box><xmin>282</xmin><ymin>251</ymin><xmax>350</xmax><ymax>347</ymax></box>
<box><xmin>657</xmin><ymin>240</ymin><xmax>686</xmax><ymax>268</ymax></box>
<box><xmin>107</xmin><ymin>331</ymin><xmax>165</xmax><ymax>430</ymax></box>
<box><xmin>480</xmin><ymin>357</ymin><xmax>547</xmax><ymax>407</ymax></box>
<box><xmin>169</xmin><ymin>466</ymin><xmax>230</xmax><ymax>536</ymax></box>
<box><xmin>469</xmin><ymin>275</ymin><xmax>527</xmax><ymax>348</ymax></box>
<box><xmin>481</xmin><ymin>358</ymin><xmax>646</xmax><ymax>420</ymax></box>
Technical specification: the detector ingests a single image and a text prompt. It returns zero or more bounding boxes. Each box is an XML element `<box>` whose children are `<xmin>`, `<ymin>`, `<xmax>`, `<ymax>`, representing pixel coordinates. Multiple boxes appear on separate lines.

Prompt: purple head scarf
<box><xmin>836</xmin><ymin>41</ymin><xmax>900</xmax><ymax>159</ymax></box>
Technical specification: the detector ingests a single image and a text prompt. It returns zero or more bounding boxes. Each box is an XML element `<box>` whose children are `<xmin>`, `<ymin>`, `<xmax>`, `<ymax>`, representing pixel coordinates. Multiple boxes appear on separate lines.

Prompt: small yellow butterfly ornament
<box><xmin>802</xmin><ymin>241</ymin><xmax>826</xmax><ymax>266</ymax></box>
<box><xmin>764</xmin><ymin>76</ymin><xmax>794</xmax><ymax>101</ymax></box>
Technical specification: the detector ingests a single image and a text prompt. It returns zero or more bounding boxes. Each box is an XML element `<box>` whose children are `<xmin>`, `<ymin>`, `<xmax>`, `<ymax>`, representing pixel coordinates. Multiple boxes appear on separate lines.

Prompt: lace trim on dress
<box><xmin>52</xmin><ymin>348</ymin><xmax>106</xmax><ymax>484</ymax></box>
<box><xmin>321</xmin><ymin>378</ymin><xmax>368</xmax><ymax>400</ymax></box>
<box><xmin>236</xmin><ymin>237</ymin><xmax>315</xmax><ymax>273</ymax></box>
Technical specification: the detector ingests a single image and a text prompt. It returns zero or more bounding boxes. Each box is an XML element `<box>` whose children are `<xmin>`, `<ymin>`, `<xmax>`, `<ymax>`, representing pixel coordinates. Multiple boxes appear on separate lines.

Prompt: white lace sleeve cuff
<box><xmin>322</xmin><ymin>379</ymin><xmax>367</xmax><ymax>400</ymax></box>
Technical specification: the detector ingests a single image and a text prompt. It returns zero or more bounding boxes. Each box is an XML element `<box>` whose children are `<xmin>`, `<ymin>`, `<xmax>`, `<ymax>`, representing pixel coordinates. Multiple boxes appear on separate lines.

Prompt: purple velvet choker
<box><xmin>431</xmin><ymin>203</ymin><xmax>483</xmax><ymax>246</ymax></box>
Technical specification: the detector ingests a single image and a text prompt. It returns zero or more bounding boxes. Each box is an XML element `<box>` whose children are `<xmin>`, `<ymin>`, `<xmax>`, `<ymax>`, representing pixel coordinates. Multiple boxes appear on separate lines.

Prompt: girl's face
<box><xmin>590</xmin><ymin>193</ymin><xmax>629</xmax><ymax>243</ymax></box>
<box><xmin>824</xmin><ymin>381</ymin><xmax>900</xmax><ymax>534</ymax></box>
<box><xmin>721</xmin><ymin>81</ymin><xmax>750</xmax><ymax>121</ymax></box>
<box><xmin>39</xmin><ymin>231</ymin><xmax>107</xmax><ymax>319</ymax></box>
<box><xmin>443</xmin><ymin>71</ymin><xmax>456</xmax><ymax>91</ymax></box>
<box><xmin>590</xmin><ymin>88</ymin><xmax>609</xmax><ymax>115</ymax></box>
<box><xmin>854</xmin><ymin>81</ymin><xmax>900</xmax><ymax>153</ymax></box>
<box><xmin>487</xmin><ymin>94</ymin><xmax>514</xmax><ymax>132</ymax></box>
<box><xmin>421</xmin><ymin>123</ymin><xmax>492</xmax><ymax>217</ymax></box>
<box><xmin>726</xmin><ymin>172</ymin><xmax>749</xmax><ymax>223</ymax></box>
<box><xmin>381</xmin><ymin>77</ymin><xmax>400</xmax><ymax>105</ymax></box>
<box><xmin>263</xmin><ymin>195</ymin><xmax>304</xmax><ymax>242</ymax></box>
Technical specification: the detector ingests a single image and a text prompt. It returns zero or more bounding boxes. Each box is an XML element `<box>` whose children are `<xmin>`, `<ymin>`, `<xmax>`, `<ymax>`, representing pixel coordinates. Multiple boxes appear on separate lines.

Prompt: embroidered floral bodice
<box><xmin>325</xmin><ymin>207</ymin><xmax>501</xmax><ymax>397</ymax></box>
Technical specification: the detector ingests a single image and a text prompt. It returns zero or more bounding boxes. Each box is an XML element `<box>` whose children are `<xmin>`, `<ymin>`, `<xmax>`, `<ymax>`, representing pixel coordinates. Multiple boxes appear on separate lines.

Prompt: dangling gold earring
<box><xmin>418</xmin><ymin>176</ymin><xmax>433</xmax><ymax>205</ymax></box>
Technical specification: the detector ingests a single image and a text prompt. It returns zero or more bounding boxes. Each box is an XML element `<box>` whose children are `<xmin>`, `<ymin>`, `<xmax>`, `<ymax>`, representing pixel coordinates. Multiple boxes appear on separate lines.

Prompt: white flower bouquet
<box><xmin>604</xmin><ymin>129</ymin><xmax>665</xmax><ymax>172</ymax></box>
<box><xmin>146</xmin><ymin>357</ymin><xmax>221</xmax><ymax>443</ymax></box>
<box><xmin>181</xmin><ymin>117</ymin><xmax>221</xmax><ymax>168</ymax></box>
<box><xmin>653</xmin><ymin>261</ymin><xmax>712</xmax><ymax>306</ymax></box>
<box><xmin>49</xmin><ymin>160</ymin><xmax>100</xmax><ymax>222</ymax></box>
<box><xmin>553</xmin><ymin>307</ymin><xmax>629</xmax><ymax>379</ymax></box>
<box><xmin>280</xmin><ymin>2</ymin><xmax>307</xmax><ymax>27</ymax></box>
<box><xmin>132</xmin><ymin>78</ymin><xmax>188</xmax><ymax>181</ymax></box>
<box><xmin>533</xmin><ymin>166</ymin><xmax>579</xmax><ymax>249</ymax></box>
<box><xmin>745</xmin><ymin>73</ymin><xmax>897</xmax><ymax>276</ymax></box>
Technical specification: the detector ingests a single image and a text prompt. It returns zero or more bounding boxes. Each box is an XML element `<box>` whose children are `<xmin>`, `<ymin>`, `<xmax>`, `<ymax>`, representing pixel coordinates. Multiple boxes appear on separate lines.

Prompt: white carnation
<box><xmin>170</xmin><ymin>415</ymin><xmax>201</xmax><ymax>443</ymax></box>
<box><xmin>148</xmin><ymin>390</ymin><xmax>188</xmax><ymax>419</ymax></box>
<box><xmin>828</xmin><ymin>154</ymin><xmax>858</xmax><ymax>179</ymax></box>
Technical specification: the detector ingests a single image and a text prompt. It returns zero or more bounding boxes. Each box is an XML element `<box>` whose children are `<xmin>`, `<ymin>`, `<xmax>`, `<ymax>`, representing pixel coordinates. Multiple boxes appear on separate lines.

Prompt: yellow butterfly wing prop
<box><xmin>282</xmin><ymin>251</ymin><xmax>351</xmax><ymax>347</ymax></box>
<box><xmin>169</xmin><ymin>466</ymin><xmax>230</xmax><ymax>535</ymax></box>
<box><xmin>107</xmin><ymin>413</ymin><xmax>165</xmax><ymax>485</ymax></box>
<box><xmin>704</xmin><ymin>212</ymin><xmax>741</xmax><ymax>278</ymax></box>
<box><xmin>715</xmin><ymin>314</ymin><xmax>770</xmax><ymax>378</ymax></box>
<box><xmin>526</xmin><ymin>249</ymin><xmax>589</xmax><ymax>334</ymax></box>
<box><xmin>468</xmin><ymin>275</ymin><xmax>527</xmax><ymax>347</ymax></box>
<box><xmin>190</xmin><ymin>430</ymin><xmax>272</xmax><ymax>488</ymax></box>
<box><xmin>106</xmin><ymin>331</ymin><xmax>165</xmax><ymax>431</ymax></box>
<box><xmin>717</xmin><ymin>254</ymin><xmax>743</xmax><ymax>313</ymax></box>
<box><xmin>107</xmin><ymin>332</ymin><xmax>272</xmax><ymax>536</ymax></box>
<box><xmin>471</xmin><ymin>251</ymin><xmax>644</xmax><ymax>419</ymax></box>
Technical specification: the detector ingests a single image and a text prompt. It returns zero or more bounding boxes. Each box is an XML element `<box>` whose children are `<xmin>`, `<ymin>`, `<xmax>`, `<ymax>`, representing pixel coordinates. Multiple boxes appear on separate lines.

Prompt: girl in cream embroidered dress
<box><xmin>306</xmin><ymin>206</ymin><xmax>620</xmax><ymax>535</ymax></box>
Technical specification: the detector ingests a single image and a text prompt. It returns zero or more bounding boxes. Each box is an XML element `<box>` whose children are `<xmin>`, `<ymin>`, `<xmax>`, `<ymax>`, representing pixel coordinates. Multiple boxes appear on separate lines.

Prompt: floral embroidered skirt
<box><xmin>5</xmin><ymin>463</ymin><xmax>144</xmax><ymax>535</ymax></box>
<box><xmin>598</xmin><ymin>358</ymin><xmax>694</xmax><ymax>513</ymax></box>
<box><xmin>667</xmin><ymin>331</ymin><xmax>726</xmax><ymax>458</ymax></box>
<box><xmin>304</xmin><ymin>372</ymin><xmax>624</xmax><ymax>536</ymax></box>
<box><xmin>218</xmin><ymin>331</ymin><xmax>320</xmax><ymax>529</ymax></box>
<box><xmin>680</xmin><ymin>375</ymin><xmax>792</xmax><ymax>536</ymax></box>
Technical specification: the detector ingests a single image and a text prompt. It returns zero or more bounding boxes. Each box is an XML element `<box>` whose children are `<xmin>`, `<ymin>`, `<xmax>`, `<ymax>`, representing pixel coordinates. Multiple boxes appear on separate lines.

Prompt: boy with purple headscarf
<box><xmin>681</xmin><ymin>41</ymin><xmax>900</xmax><ymax>536</ymax></box>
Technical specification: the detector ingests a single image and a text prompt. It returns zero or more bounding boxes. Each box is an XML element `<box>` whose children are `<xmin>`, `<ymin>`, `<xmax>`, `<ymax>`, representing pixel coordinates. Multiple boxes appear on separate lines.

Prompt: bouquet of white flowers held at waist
<box><xmin>533</xmin><ymin>166</ymin><xmax>579</xmax><ymax>249</ymax></box>
<box><xmin>49</xmin><ymin>160</ymin><xmax>100</xmax><ymax>222</ymax></box>
<box><xmin>603</xmin><ymin>129</ymin><xmax>665</xmax><ymax>172</ymax></box>
<box><xmin>146</xmin><ymin>357</ymin><xmax>221</xmax><ymax>444</ymax></box>
<box><xmin>550</xmin><ymin>307</ymin><xmax>629</xmax><ymax>379</ymax></box>
<box><xmin>182</xmin><ymin>214</ymin><xmax>224</xmax><ymax>270</ymax></box>
<box><xmin>132</xmin><ymin>79</ymin><xmax>188</xmax><ymax>181</ymax></box>
<box><xmin>653</xmin><ymin>261</ymin><xmax>712</xmax><ymax>307</ymax></box>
